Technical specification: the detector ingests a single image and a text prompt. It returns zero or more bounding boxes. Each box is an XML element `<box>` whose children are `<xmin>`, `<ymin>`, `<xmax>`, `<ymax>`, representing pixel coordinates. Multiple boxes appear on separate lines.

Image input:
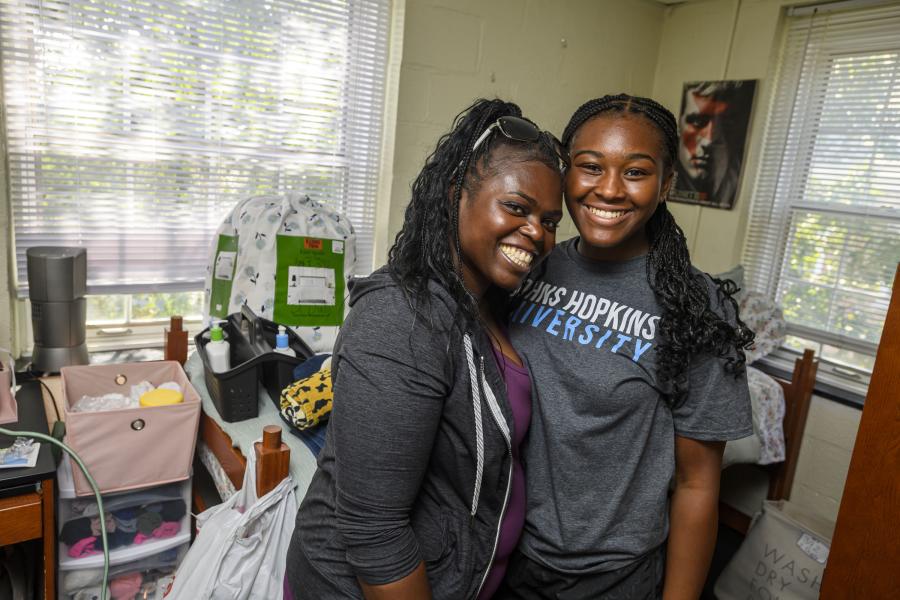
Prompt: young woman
<box><xmin>499</xmin><ymin>94</ymin><xmax>754</xmax><ymax>600</ymax></box>
<box><xmin>285</xmin><ymin>99</ymin><xmax>567</xmax><ymax>600</ymax></box>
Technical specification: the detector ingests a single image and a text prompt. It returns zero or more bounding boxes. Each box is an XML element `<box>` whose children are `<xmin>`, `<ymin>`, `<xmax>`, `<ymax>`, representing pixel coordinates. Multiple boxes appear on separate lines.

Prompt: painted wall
<box><xmin>1</xmin><ymin>0</ymin><xmax>668</xmax><ymax>353</ymax></box>
<box><xmin>384</xmin><ymin>0</ymin><xmax>666</xmax><ymax>256</ymax></box>
<box><xmin>651</xmin><ymin>0</ymin><xmax>788</xmax><ymax>276</ymax></box>
<box><xmin>791</xmin><ymin>395</ymin><xmax>861</xmax><ymax>524</ymax></box>
<box><xmin>0</xmin><ymin>0</ymin><xmax>865</xmax><ymax>528</ymax></box>
<box><xmin>652</xmin><ymin>0</ymin><xmax>863</xmax><ymax>526</ymax></box>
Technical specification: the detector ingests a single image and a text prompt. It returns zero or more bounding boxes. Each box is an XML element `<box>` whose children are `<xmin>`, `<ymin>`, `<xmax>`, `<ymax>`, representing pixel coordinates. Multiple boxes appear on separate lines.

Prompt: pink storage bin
<box><xmin>61</xmin><ymin>361</ymin><xmax>200</xmax><ymax>496</ymax></box>
<box><xmin>0</xmin><ymin>350</ymin><xmax>17</xmax><ymax>425</ymax></box>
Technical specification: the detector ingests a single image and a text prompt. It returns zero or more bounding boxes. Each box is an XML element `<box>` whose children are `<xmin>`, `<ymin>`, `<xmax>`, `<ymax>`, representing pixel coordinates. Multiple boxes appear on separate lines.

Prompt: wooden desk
<box><xmin>0</xmin><ymin>380</ymin><xmax>57</xmax><ymax>600</ymax></box>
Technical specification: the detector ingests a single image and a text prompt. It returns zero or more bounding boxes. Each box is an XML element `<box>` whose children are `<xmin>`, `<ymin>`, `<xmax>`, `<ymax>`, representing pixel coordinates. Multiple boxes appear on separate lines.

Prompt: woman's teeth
<box><xmin>587</xmin><ymin>206</ymin><xmax>627</xmax><ymax>219</ymax></box>
<box><xmin>500</xmin><ymin>244</ymin><xmax>533</xmax><ymax>268</ymax></box>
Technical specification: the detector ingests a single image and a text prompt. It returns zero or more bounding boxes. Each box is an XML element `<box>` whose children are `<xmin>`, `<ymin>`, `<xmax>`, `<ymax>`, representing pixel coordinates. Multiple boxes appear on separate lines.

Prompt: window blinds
<box><xmin>1</xmin><ymin>0</ymin><xmax>390</xmax><ymax>296</ymax></box>
<box><xmin>742</xmin><ymin>3</ymin><xmax>900</xmax><ymax>355</ymax></box>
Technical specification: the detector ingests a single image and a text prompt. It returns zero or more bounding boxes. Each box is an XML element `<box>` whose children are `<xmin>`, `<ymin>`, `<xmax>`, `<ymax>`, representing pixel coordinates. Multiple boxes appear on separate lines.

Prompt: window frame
<box><xmin>755</xmin><ymin>347</ymin><xmax>867</xmax><ymax>409</ymax></box>
<box><xmin>1</xmin><ymin>0</ymin><xmax>404</xmax><ymax>358</ymax></box>
<box><xmin>84</xmin><ymin>291</ymin><xmax>206</xmax><ymax>351</ymax></box>
<box><xmin>2</xmin><ymin>0</ymin><xmax>393</xmax><ymax>298</ymax></box>
<box><xmin>740</xmin><ymin>3</ymin><xmax>900</xmax><ymax>400</ymax></box>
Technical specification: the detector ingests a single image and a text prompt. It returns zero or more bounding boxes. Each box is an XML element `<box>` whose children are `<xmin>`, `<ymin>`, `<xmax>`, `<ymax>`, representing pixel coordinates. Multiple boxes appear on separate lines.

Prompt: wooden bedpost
<box><xmin>767</xmin><ymin>348</ymin><xmax>818</xmax><ymax>501</ymax></box>
<box><xmin>254</xmin><ymin>425</ymin><xmax>291</xmax><ymax>497</ymax></box>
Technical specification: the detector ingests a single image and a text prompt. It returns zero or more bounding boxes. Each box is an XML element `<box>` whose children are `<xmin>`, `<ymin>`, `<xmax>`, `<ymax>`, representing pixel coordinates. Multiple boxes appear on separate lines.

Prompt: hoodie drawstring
<box><xmin>463</xmin><ymin>334</ymin><xmax>512</xmax><ymax>518</ymax></box>
<box><xmin>463</xmin><ymin>334</ymin><xmax>485</xmax><ymax>517</ymax></box>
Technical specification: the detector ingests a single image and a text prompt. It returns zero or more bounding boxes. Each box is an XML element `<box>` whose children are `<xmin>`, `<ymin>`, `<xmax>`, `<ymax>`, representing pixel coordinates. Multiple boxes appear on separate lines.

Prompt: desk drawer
<box><xmin>0</xmin><ymin>492</ymin><xmax>42</xmax><ymax>546</ymax></box>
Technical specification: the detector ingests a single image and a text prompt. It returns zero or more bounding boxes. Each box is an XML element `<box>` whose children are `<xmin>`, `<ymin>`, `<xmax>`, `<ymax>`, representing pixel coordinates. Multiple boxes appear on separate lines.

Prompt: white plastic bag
<box><xmin>166</xmin><ymin>444</ymin><xmax>297</xmax><ymax>600</ymax></box>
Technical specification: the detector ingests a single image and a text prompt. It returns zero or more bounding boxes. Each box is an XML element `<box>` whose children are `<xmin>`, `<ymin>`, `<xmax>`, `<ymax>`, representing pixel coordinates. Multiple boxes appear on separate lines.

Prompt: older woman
<box><xmin>286</xmin><ymin>98</ymin><xmax>566</xmax><ymax>600</ymax></box>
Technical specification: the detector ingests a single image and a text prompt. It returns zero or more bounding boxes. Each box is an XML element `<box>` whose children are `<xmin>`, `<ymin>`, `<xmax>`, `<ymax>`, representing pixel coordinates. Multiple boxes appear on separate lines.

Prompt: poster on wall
<box><xmin>670</xmin><ymin>79</ymin><xmax>757</xmax><ymax>210</ymax></box>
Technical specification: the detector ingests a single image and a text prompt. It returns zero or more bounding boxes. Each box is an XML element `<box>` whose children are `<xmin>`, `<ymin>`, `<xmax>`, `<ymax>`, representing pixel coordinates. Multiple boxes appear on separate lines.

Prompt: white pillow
<box><xmin>739</xmin><ymin>291</ymin><xmax>787</xmax><ymax>364</ymax></box>
<box><xmin>722</xmin><ymin>434</ymin><xmax>762</xmax><ymax>469</ymax></box>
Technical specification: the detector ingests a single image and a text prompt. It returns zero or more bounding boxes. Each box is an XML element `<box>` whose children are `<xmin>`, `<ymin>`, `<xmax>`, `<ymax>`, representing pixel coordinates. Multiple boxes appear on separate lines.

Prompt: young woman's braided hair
<box><xmin>562</xmin><ymin>94</ymin><xmax>754</xmax><ymax>403</ymax></box>
<box><xmin>388</xmin><ymin>98</ymin><xmax>564</xmax><ymax>332</ymax></box>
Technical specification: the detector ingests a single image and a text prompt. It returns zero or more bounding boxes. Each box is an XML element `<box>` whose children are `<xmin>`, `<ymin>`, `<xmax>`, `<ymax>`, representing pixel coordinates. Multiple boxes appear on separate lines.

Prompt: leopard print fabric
<box><xmin>280</xmin><ymin>368</ymin><xmax>332</xmax><ymax>430</ymax></box>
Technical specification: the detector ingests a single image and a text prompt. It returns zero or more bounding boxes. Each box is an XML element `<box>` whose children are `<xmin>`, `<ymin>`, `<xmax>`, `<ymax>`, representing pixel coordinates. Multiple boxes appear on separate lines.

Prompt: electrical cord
<box><xmin>0</xmin><ymin>426</ymin><xmax>109</xmax><ymax>600</ymax></box>
<box><xmin>11</xmin><ymin>367</ymin><xmax>60</xmax><ymax>413</ymax></box>
<box><xmin>36</xmin><ymin>377</ymin><xmax>62</xmax><ymax>424</ymax></box>
<box><xmin>14</xmin><ymin>366</ymin><xmax>63</xmax><ymax>424</ymax></box>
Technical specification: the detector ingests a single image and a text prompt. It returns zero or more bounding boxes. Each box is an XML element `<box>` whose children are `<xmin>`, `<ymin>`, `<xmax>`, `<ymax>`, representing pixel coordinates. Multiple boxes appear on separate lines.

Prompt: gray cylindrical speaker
<box><xmin>27</xmin><ymin>247</ymin><xmax>90</xmax><ymax>373</ymax></box>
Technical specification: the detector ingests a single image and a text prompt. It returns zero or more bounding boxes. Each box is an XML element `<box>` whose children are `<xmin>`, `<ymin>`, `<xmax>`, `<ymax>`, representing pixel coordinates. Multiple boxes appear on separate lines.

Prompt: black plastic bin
<box><xmin>195</xmin><ymin>305</ymin><xmax>314</xmax><ymax>422</ymax></box>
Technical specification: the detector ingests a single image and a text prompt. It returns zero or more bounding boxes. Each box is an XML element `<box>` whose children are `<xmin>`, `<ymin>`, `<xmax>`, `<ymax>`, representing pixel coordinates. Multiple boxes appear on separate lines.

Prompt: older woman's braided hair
<box><xmin>563</xmin><ymin>94</ymin><xmax>754</xmax><ymax>404</ymax></box>
<box><xmin>388</xmin><ymin>98</ymin><xmax>564</xmax><ymax>333</ymax></box>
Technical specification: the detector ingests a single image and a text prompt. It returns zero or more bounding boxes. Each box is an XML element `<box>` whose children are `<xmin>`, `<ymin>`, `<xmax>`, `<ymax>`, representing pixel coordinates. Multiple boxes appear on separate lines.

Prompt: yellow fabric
<box><xmin>280</xmin><ymin>368</ymin><xmax>332</xmax><ymax>430</ymax></box>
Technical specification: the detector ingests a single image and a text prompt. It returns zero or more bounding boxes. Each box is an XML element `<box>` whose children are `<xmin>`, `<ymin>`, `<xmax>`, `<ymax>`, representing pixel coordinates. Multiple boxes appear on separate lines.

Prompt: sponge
<box><xmin>139</xmin><ymin>388</ymin><xmax>184</xmax><ymax>407</ymax></box>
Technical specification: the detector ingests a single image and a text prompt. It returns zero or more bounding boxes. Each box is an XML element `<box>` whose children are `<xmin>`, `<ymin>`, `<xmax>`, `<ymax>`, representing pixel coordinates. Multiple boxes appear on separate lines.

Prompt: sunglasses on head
<box><xmin>470</xmin><ymin>116</ymin><xmax>569</xmax><ymax>171</ymax></box>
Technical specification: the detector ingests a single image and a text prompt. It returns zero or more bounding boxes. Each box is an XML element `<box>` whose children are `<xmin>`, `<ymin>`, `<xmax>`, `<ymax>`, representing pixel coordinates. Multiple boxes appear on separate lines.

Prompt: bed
<box><xmin>717</xmin><ymin>284</ymin><xmax>819</xmax><ymax>534</ymax></box>
<box><xmin>183</xmin><ymin>352</ymin><xmax>321</xmax><ymax>511</ymax></box>
<box><xmin>718</xmin><ymin>349</ymin><xmax>817</xmax><ymax>533</ymax></box>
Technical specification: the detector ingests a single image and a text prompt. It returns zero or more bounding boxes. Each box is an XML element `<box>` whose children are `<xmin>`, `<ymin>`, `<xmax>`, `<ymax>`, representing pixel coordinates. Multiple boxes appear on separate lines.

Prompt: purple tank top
<box><xmin>477</xmin><ymin>346</ymin><xmax>531</xmax><ymax>600</ymax></box>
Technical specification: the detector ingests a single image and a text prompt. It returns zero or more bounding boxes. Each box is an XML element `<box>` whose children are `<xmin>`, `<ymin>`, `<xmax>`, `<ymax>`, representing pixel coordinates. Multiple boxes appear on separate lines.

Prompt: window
<box><xmin>1</xmin><ymin>0</ymin><xmax>391</xmax><ymax>305</ymax></box>
<box><xmin>83</xmin><ymin>291</ymin><xmax>205</xmax><ymax>351</ymax></box>
<box><xmin>742</xmin><ymin>2</ymin><xmax>900</xmax><ymax>383</ymax></box>
<box><xmin>86</xmin><ymin>292</ymin><xmax>204</xmax><ymax>325</ymax></box>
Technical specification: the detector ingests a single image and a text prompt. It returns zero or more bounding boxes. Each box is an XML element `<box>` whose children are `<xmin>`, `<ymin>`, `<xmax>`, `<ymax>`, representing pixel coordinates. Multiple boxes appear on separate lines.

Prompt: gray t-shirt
<box><xmin>509</xmin><ymin>239</ymin><xmax>753</xmax><ymax>574</ymax></box>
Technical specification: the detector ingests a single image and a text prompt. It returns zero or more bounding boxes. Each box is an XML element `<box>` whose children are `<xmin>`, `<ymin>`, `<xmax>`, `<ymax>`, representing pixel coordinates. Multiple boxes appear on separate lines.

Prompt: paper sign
<box><xmin>274</xmin><ymin>235</ymin><xmax>344</xmax><ymax>326</ymax></box>
<box><xmin>209</xmin><ymin>235</ymin><xmax>239</xmax><ymax>318</ymax></box>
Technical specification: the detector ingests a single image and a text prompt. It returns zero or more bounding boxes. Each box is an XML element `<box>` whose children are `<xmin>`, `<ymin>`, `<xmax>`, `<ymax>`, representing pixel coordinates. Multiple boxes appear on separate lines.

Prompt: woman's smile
<box><xmin>581</xmin><ymin>204</ymin><xmax>634</xmax><ymax>226</ymax></box>
<box><xmin>565</xmin><ymin>113</ymin><xmax>672</xmax><ymax>262</ymax></box>
<box><xmin>458</xmin><ymin>159</ymin><xmax>563</xmax><ymax>296</ymax></box>
<box><xmin>499</xmin><ymin>243</ymin><xmax>536</xmax><ymax>269</ymax></box>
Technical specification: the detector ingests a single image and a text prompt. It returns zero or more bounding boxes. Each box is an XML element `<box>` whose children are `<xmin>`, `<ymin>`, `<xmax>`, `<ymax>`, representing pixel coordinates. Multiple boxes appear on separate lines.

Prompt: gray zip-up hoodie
<box><xmin>286</xmin><ymin>269</ymin><xmax>516</xmax><ymax>600</ymax></box>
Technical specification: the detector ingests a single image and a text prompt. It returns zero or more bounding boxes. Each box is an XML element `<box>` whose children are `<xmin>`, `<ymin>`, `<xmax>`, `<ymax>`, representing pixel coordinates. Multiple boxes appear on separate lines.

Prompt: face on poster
<box><xmin>671</xmin><ymin>80</ymin><xmax>757</xmax><ymax>210</ymax></box>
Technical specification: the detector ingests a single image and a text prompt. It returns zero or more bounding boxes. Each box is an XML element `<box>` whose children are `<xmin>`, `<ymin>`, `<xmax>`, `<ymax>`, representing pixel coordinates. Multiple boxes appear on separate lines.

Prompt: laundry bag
<box><xmin>204</xmin><ymin>193</ymin><xmax>356</xmax><ymax>353</ymax></box>
<box><xmin>715</xmin><ymin>500</ymin><xmax>833</xmax><ymax>600</ymax></box>
<box><xmin>165</xmin><ymin>443</ymin><xmax>297</xmax><ymax>600</ymax></box>
<box><xmin>60</xmin><ymin>361</ymin><xmax>201</xmax><ymax>496</ymax></box>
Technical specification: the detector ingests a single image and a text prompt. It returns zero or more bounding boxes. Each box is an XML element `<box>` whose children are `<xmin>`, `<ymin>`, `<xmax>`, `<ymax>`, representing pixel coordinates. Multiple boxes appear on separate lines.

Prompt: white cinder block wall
<box><xmin>0</xmin><ymin>0</ymin><xmax>865</xmax><ymax>527</ymax></box>
<box><xmin>649</xmin><ymin>0</ymin><xmax>863</xmax><ymax>526</ymax></box>
<box><xmin>387</xmin><ymin>0</ymin><xmax>865</xmax><ymax>527</ymax></box>
<box><xmin>384</xmin><ymin>0</ymin><xmax>668</xmax><ymax>255</ymax></box>
<box><xmin>791</xmin><ymin>396</ymin><xmax>862</xmax><ymax>523</ymax></box>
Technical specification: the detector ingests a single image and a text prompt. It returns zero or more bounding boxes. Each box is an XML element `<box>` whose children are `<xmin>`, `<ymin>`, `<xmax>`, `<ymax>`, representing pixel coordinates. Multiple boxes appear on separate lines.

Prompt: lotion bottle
<box><xmin>273</xmin><ymin>325</ymin><xmax>296</xmax><ymax>357</ymax></box>
<box><xmin>206</xmin><ymin>322</ymin><xmax>231</xmax><ymax>373</ymax></box>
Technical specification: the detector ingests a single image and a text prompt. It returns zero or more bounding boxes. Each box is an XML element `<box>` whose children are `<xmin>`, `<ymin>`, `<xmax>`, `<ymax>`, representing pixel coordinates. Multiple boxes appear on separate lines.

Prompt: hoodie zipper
<box><xmin>472</xmin><ymin>354</ymin><xmax>513</xmax><ymax>600</ymax></box>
